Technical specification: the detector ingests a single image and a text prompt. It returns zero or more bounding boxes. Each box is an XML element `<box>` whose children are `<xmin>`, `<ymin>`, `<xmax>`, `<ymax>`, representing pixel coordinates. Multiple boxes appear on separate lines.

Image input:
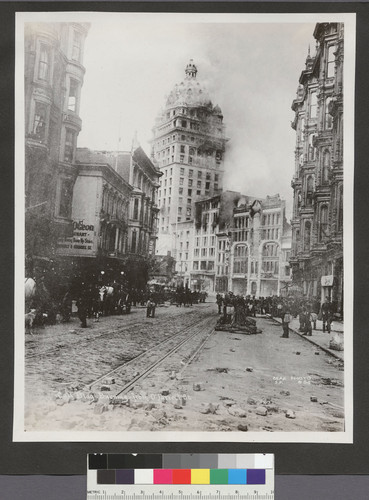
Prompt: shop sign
<box><xmin>321</xmin><ymin>275</ymin><xmax>334</xmax><ymax>286</ymax></box>
<box><xmin>57</xmin><ymin>219</ymin><xmax>96</xmax><ymax>256</ymax></box>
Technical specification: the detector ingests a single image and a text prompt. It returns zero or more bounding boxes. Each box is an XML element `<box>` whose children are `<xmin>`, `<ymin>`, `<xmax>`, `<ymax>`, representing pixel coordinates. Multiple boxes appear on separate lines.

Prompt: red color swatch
<box><xmin>172</xmin><ymin>469</ymin><xmax>191</xmax><ymax>484</ymax></box>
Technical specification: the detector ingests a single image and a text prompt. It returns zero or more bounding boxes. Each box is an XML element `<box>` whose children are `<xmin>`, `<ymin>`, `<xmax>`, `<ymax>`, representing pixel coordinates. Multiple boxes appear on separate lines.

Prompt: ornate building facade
<box><xmin>290</xmin><ymin>23</ymin><xmax>344</xmax><ymax>314</ymax></box>
<box><xmin>151</xmin><ymin>60</ymin><xmax>227</xmax><ymax>254</ymax></box>
<box><xmin>229</xmin><ymin>195</ymin><xmax>292</xmax><ymax>297</ymax></box>
<box><xmin>24</xmin><ymin>22</ymin><xmax>89</xmax><ymax>277</ymax></box>
<box><xmin>67</xmin><ymin>146</ymin><xmax>162</xmax><ymax>288</ymax></box>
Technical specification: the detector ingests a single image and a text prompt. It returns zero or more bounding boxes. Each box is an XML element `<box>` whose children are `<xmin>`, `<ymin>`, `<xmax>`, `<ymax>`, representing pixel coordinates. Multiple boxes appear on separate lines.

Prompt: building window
<box><xmin>133</xmin><ymin>198</ymin><xmax>139</xmax><ymax>220</ymax></box>
<box><xmin>64</xmin><ymin>129</ymin><xmax>75</xmax><ymax>162</ymax></box>
<box><xmin>306</xmin><ymin>176</ymin><xmax>314</xmax><ymax>206</ymax></box>
<box><xmin>38</xmin><ymin>44</ymin><xmax>50</xmax><ymax>81</ymax></box>
<box><xmin>205</xmin><ymin>182</ymin><xmax>210</xmax><ymax>190</ymax></box>
<box><xmin>187</xmin><ymin>198</ymin><xmax>191</xmax><ymax>205</ymax></box>
<box><xmin>72</xmin><ymin>30</ymin><xmax>82</xmax><ymax>62</ymax></box>
<box><xmin>327</xmin><ymin>45</ymin><xmax>336</xmax><ymax>78</ymax></box>
<box><xmin>180</xmin><ymin>145</ymin><xmax>185</xmax><ymax>153</ymax></box>
<box><xmin>193</xmin><ymin>261</ymin><xmax>199</xmax><ymax>270</ymax></box>
<box><xmin>67</xmin><ymin>78</ymin><xmax>79</xmax><ymax>112</ymax></box>
<box><xmin>198</xmin><ymin>171</ymin><xmax>202</xmax><ymax>178</ymax></box>
<box><xmin>197</xmin><ymin>181</ymin><xmax>201</xmax><ymax>188</ymax></box>
<box><xmin>322</xmin><ymin>150</ymin><xmax>330</xmax><ymax>184</ymax></box>
<box><xmin>304</xmin><ymin>221</ymin><xmax>311</xmax><ymax>251</ymax></box>
<box><xmin>179</xmin><ymin>178</ymin><xmax>184</xmax><ymax>185</ymax></box>
<box><xmin>319</xmin><ymin>205</ymin><xmax>329</xmax><ymax>242</ymax></box>
<box><xmin>58</xmin><ymin>178</ymin><xmax>73</xmax><ymax>218</ymax></box>
<box><xmin>325</xmin><ymin>97</ymin><xmax>333</xmax><ymax>129</ymax></box>
<box><xmin>180</xmin><ymin>155</ymin><xmax>184</xmax><ymax>163</ymax></box>
<box><xmin>179</xmin><ymin>187</ymin><xmax>183</xmax><ymax>195</ymax></box>
<box><xmin>181</xmin><ymin>120</ymin><xmax>187</xmax><ymax>128</ymax></box>
<box><xmin>131</xmin><ymin>230</ymin><xmax>137</xmax><ymax>253</ymax></box>
<box><xmin>310</xmin><ymin>91</ymin><xmax>317</xmax><ymax>119</ymax></box>
<box><xmin>197</xmin><ymin>190</ymin><xmax>201</xmax><ymax>195</ymax></box>
<box><xmin>188</xmin><ymin>179</ymin><xmax>193</xmax><ymax>186</ymax></box>
<box><xmin>178</xmin><ymin>207</ymin><xmax>182</xmax><ymax>214</ymax></box>
<box><xmin>32</xmin><ymin>102</ymin><xmax>47</xmax><ymax>140</ymax></box>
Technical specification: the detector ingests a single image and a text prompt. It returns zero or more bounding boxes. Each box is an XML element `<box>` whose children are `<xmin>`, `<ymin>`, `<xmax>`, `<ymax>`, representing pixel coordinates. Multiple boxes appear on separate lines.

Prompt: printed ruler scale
<box><xmin>87</xmin><ymin>454</ymin><xmax>274</xmax><ymax>500</ymax></box>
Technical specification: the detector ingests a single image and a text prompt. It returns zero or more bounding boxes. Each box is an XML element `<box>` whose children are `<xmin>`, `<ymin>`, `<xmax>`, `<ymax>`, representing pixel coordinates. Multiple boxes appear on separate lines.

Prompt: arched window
<box><xmin>304</xmin><ymin>221</ymin><xmax>311</xmax><ymax>251</ymax></box>
<box><xmin>322</xmin><ymin>150</ymin><xmax>330</xmax><ymax>184</ymax></box>
<box><xmin>319</xmin><ymin>205</ymin><xmax>329</xmax><ymax>242</ymax></box>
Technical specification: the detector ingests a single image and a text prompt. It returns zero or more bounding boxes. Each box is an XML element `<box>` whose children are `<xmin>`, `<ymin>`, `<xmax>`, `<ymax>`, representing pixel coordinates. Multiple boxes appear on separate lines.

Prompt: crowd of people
<box><xmin>25</xmin><ymin>278</ymin><xmax>210</xmax><ymax>330</ymax></box>
<box><xmin>215</xmin><ymin>292</ymin><xmax>336</xmax><ymax>339</ymax></box>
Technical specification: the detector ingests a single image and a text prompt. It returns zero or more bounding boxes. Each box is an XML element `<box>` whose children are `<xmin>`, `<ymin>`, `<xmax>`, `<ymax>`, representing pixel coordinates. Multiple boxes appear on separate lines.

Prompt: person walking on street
<box><xmin>77</xmin><ymin>288</ymin><xmax>88</xmax><ymax>328</ymax></box>
<box><xmin>302</xmin><ymin>306</ymin><xmax>313</xmax><ymax>336</ymax></box>
<box><xmin>146</xmin><ymin>296</ymin><xmax>156</xmax><ymax>318</ymax></box>
<box><xmin>216</xmin><ymin>293</ymin><xmax>223</xmax><ymax>314</ymax></box>
<box><xmin>281</xmin><ymin>309</ymin><xmax>292</xmax><ymax>338</ymax></box>
<box><xmin>321</xmin><ymin>297</ymin><xmax>332</xmax><ymax>333</ymax></box>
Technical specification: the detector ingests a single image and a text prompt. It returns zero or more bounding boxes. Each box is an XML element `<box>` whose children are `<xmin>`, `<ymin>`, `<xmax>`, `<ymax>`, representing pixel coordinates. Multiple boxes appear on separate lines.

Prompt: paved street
<box><xmin>24</xmin><ymin>301</ymin><xmax>344</xmax><ymax>433</ymax></box>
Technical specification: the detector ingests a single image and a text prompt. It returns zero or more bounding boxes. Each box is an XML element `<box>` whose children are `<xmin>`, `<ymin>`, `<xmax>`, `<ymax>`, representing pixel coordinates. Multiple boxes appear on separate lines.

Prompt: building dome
<box><xmin>165</xmin><ymin>59</ymin><xmax>213</xmax><ymax>108</ymax></box>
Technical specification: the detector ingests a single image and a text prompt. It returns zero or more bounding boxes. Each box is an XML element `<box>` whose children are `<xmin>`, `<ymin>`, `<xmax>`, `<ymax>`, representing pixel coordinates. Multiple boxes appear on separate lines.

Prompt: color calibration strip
<box><xmin>95</xmin><ymin>468</ymin><xmax>266</xmax><ymax>485</ymax></box>
<box><xmin>88</xmin><ymin>454</ymin><xmax>273</xmax><ymax>487</ymax></box>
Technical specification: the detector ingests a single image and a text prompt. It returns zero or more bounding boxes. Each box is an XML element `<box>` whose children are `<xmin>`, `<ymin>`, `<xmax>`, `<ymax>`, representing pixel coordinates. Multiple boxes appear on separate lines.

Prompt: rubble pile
<box><xmin>215</xmin><ymin>315</ymin><xmax>262</xmax><ymax>334</ymax></box>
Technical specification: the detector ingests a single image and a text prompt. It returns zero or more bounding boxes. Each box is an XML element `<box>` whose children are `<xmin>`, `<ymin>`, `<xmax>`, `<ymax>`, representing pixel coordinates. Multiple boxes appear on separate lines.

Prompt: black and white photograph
<box><xmin>14</xmin><ymin>11</ymin><xmax>355</xmax><ymax>442</ymax></box>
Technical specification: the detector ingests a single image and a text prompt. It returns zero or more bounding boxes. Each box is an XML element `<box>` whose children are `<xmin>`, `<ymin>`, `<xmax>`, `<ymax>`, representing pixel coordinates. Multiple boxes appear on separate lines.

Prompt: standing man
<box><xmin>321</xmin><ymin>297</ymin><xmax>332</xmax><ymax>333</ymax></box>
<box><xmin>216</xmin><ymin>293</ymin><xmax>223</xmax><ymax>314</ymax></box>
<box><xmin>146</xmin><ymin>296</ymin><xmax>157</xmax><ymax>318</ymax></box>
<box><xmin>77</xmin><ymin>287</ymin><xmax>88</xmax><ymax>328</ymax></box>
<box><xmin>281</xmin><ymin>309</ymin><xmax>292</xmax><ymax>338</ymax></box>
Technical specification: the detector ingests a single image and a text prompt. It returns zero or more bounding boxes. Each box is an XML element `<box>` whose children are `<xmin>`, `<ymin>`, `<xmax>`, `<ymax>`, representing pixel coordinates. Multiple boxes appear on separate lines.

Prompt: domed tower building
<box><xmin>151</xmin><ymin>60</ymin><xmax>227</xmax><ymax>254</ymax></box>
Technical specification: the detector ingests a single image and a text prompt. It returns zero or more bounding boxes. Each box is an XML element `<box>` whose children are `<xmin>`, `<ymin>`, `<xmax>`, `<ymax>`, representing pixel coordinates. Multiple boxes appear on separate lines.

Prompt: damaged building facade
<box><xmin>189</xmin><ymin>192</ymin><xmax>291</xmax><ymax>296</ymax></box>
<box><xmin>290</xmin><ymin>23</ymin><xmax>344</xmax><ymax>314</ymax></box>
<box><xmin>151</xmin><ymin>60</ymin><xmax>227</xmax><ymax>256</ymax></box>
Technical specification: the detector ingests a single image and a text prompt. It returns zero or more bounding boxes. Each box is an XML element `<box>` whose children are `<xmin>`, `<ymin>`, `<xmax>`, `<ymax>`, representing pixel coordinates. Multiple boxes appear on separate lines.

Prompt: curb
<box><xmin>269</xmin><ymin>316</ymin><xmax>344</xmax><ymax>362</ymax></box>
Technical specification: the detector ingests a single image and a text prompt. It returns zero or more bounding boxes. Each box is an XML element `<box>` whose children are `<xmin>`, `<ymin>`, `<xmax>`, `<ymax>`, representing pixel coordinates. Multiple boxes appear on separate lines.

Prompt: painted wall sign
<box><xmin>57</xmin><ymin>219</ymin><xmax>96</xmax><ymax>256</ymax></box>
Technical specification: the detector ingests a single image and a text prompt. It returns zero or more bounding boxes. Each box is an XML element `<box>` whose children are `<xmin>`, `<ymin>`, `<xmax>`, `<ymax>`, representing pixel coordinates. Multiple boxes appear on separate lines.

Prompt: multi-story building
<box><xmin>174</xmin><ymin>221</ymin><xmax>194</xmax><ymax>287</ymax></box>
<box><xmin>192</xmin><ymin>191</ymin><xmax>241</xmax><ymax>292</ymax></box>
<box><xmin>229</xmin><ymin>195</ymin><xmax>291</xmax><ymax>297</ymax></box>
<box><xmin>290</xmin><ymin>23</ymin><xmax>344</xmax><ymax>314</ymax></box>
<box><xmin>151</xmin><ymin>59</ymin><xmax>227</xmax><ymax>254</ymax></box>
<box><xmin>56</xmin><ymin>158</ymin><xmax>132</xmax><ymax>284</ymax></box>
<box><xmin>66</xmin><ymin>146</ymin><xmax>162</xmax><ymax>287</ymax></box>
<box><xmin>24</xmin><ymin>22</ymin><xmax>89</xmax><ymax>277</ymax></box>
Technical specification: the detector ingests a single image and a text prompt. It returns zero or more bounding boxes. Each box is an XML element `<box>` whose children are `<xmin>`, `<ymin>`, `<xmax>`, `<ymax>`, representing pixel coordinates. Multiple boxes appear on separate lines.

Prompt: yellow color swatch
<box><xmin>191</xmin><ymin>469</ymin><xmax>210</xmax><ymax>484</ymax></box>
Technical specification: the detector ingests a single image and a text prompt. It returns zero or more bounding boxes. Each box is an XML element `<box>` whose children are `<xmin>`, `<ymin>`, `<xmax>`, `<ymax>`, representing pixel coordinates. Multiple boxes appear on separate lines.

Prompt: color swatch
<box><xmin>89</xmin><ymin>454</ymin><xmax>273</xmax><ymax>486</ymax></box>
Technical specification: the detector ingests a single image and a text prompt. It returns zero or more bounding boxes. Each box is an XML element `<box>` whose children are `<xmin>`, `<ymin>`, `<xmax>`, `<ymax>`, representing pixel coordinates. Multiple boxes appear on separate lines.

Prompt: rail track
<box><xmin>25</xmin><ymin>306</ymin><xmax>209</xmax><ymax>360</ymax></box>
<box><xmin>85</xmin><ymin>313</ymin><xmax>216</xmax><ymax>397</ymax></box>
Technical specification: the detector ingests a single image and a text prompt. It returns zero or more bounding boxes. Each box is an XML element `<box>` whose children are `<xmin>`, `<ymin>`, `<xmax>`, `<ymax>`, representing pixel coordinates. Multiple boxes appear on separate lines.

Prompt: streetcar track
<box><xmin>85</xmin><ymin>313</ymin><xmax>216</xmax><ymax>395</ymax></box>
<box><xmin>25</xmin><ymin>307</ymin><xmax>209</xmax><ymax>359</ymax></box>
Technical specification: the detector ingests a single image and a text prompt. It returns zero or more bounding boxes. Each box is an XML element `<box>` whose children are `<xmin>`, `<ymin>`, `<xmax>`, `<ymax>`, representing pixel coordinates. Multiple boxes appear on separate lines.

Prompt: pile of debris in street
<box><xmin>215</xmin><ymin>315</ymin><xmax>262</xmax><ymax>334</ymax></box>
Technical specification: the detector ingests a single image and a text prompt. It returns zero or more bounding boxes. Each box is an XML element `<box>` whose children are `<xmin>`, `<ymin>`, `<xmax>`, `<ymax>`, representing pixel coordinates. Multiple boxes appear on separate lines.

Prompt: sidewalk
<box><xmin>269</xmin><ymin>315</ymin><xmax>344</xmax><ymax>362</ymax></box>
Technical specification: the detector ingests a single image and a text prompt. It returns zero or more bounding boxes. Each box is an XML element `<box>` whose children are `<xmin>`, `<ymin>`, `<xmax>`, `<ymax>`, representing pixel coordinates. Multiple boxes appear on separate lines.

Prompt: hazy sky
<box><xmin>78</xmin><ymin>18</ymin><xmax>317</xmax><ymax>218</ymax></box>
